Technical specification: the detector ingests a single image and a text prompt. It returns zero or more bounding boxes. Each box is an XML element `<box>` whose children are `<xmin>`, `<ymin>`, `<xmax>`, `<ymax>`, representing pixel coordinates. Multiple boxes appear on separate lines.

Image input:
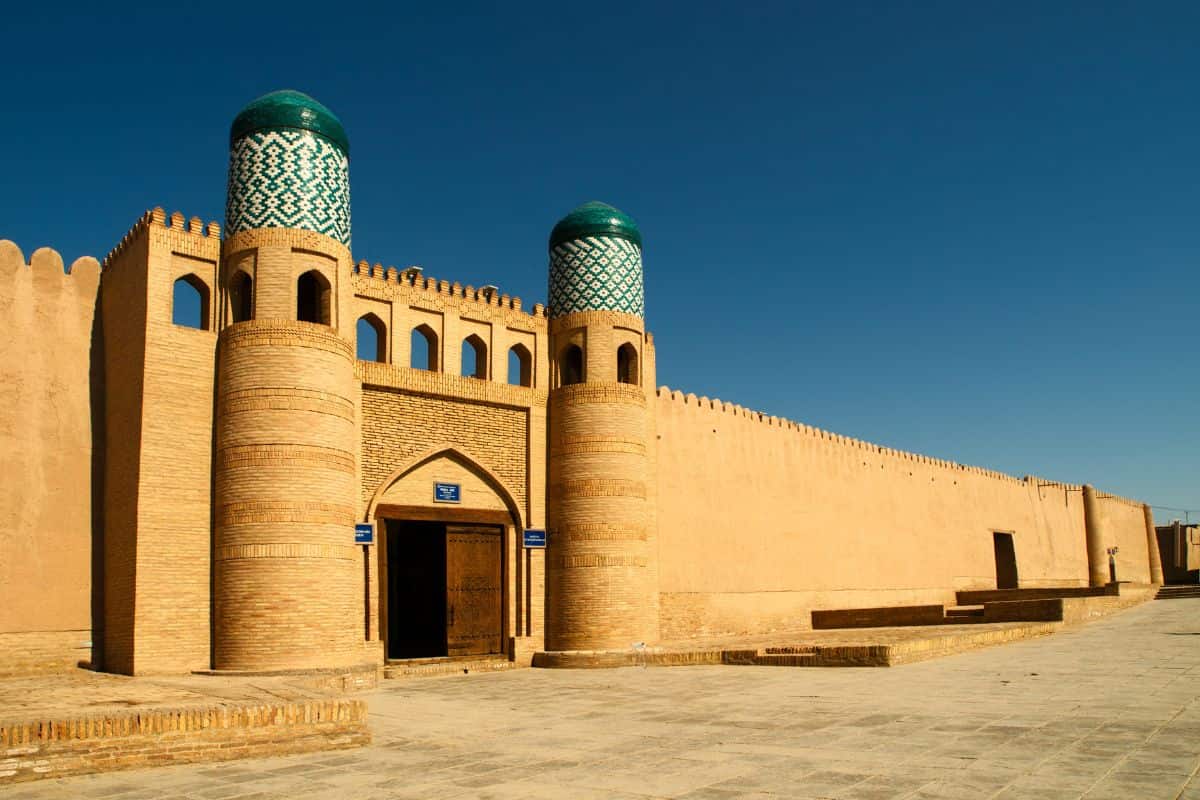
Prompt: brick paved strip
<box><xmin>0</xmin><ymin>698</ymin><xmax>368</xmax><ymax>784</ymax></box>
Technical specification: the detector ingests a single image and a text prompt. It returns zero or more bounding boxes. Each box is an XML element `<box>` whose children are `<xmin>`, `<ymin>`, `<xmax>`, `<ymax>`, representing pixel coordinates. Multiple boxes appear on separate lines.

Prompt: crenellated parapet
<box><xmin>653</xmin><ymin>385</ymin><xmax>1124</xmax><ymax>491</ymax></box>
<box><xmin>351</xmin><ymin>263</ymin><xmax>546</xmax><ymax>329</ymax></box>
<box><xmin>0</xmin><ymin>240</ymin><xmax>102</xmax><ymax>659</ymax></box>
<box><xmin>102</xmin><ymin>207</ymin><xmax>221</xmax><ymax>272</ymax></box>
<box><xmin>1</xmin><ymin>241</ymin><xmax>102</xmax><ymax>283</ymax></box>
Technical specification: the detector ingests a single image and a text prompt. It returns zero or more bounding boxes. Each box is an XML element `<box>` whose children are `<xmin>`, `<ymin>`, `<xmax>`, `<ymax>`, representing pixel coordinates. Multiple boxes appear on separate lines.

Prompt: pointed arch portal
<box><xmin>366</xmin><ymin>446</ymin><xmax>523</xmax><ymax>662</ymax></box>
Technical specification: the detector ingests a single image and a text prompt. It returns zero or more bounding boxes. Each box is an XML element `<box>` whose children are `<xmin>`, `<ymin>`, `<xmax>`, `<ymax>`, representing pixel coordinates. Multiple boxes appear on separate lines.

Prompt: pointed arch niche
<box><xmin>365</xmin><ymin>446</ymin><xmax>528</xmax><ymax>660</ymax></box>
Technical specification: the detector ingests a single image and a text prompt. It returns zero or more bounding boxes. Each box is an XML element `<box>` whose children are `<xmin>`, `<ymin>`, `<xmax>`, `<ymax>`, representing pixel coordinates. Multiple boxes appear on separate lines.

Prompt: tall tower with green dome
<box><xmin>213</xmin><ymin>90</ymin><xmax>366</xmax><ymax>671</ymax></box>
<box><xmin>545</xmin><ymin>201</ymin><xmax>660</xmax><ymax>652</ymax></box>
<box><xmin>225</xmin><ymin>89</ymin><xmax>352</xmax><ymax>246</ymax></box>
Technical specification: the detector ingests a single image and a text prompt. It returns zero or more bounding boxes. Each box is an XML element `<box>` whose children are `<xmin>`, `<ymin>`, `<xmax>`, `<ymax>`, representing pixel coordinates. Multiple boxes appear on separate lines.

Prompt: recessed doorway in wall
<box><xmin>993</xmin><ymin>531</ymin><xmax>1019</xmax><ymax>590</ymax></box>
<box><xmin>383</xmin><ymin>520</ymin><xmax>503</xmax><ymax>660</ymax></box>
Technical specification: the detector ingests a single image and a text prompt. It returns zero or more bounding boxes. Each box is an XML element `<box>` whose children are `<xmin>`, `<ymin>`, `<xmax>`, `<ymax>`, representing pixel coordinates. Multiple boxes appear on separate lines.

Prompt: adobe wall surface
<box><xmin>1157</xmin><ymin>524</ymin><xmax>1200</xmax><ymax>582</ymax></box>
<box><xmin>0</xmin><ymin>242</ymin><xmax>99</xmax><ymax>670</ymax></box>
<box><xmin>1092</xmin><ymin>494</ymin><xmax>1152</xmax><ymax>584</ymax></box>
<box><xmin>654</xmin><ymin>389</ymin><xmax>1094</xmax><ymax>640</ymax></box>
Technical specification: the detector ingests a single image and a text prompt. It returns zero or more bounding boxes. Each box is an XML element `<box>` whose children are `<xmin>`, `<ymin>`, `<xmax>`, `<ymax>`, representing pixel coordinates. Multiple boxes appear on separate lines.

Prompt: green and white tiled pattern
<box><xmin>549</xmin><ymin>235</ymin><xmax>644</xmax><ymax>318</ymax></box>
<box><xmin>225</xmin><ymin>129</ymin><xmax>351</xmax><ymax>246</ymax></box>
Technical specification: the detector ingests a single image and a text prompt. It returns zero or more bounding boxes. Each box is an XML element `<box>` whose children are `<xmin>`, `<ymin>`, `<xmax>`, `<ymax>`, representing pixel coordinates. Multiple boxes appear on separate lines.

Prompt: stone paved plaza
<box><xmin>10</xmin><ymin>599</ymin><xmax>1200</xmax><ymax>800</ymax></box>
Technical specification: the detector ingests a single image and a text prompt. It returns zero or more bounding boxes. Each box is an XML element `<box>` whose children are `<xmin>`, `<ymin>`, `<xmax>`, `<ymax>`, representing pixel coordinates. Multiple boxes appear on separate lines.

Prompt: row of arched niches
<box><xmin>170</xmin><ymin>270</ymin><xmax>642</xmax><ymax>389</ymax></box>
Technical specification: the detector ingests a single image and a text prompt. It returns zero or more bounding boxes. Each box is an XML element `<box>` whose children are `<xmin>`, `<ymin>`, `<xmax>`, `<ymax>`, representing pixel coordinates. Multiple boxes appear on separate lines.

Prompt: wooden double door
<box><xmin>385</xmin><ymin>520</ymin><xmax>502</xmax><ymax>659</ymax></box>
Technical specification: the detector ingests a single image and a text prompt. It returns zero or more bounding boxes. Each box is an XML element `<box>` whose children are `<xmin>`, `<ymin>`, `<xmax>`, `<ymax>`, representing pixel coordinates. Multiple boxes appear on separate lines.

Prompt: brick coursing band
<box><xmin>557</xmin><ymin>554</ymin><xmax>649</xmax><ymax>569</ymax></box>
<box><xmin>549</xmin><ymin>308</ymin><xmax>645</xmax><ymax>334</ymax></box>
<box><xmin>553</xmin><ymin>522</ymin><xmax>648</xmax><ymax>542</ymax></box>
<box><xmin>218</xmin><ymin>444</ymin><xmax>355</xmax><ymax>473</ymax></box>
<box><xmin>221</xmin><ymin>387</ymin><xmax>355</xmax><ymax>421</ymax></box>
<box><xmin>357</xmin><ymin>361</ymin><xmax>547</xmax><ymax>409</ymax></box>
<box><xmin>215</xmin><ymin>543</ymin><xmax>360</xmax><ymax>562</ymax></box>
<box><xmin>551</xmin><ymin>435</ymin><xmax>646</xmax><ymax>456</ymax></box>
<box><xmin>218</xmin><ymin>501</ymin><xmax>357</xmax><ymax>526</ymax></box>
<box><xmin>221</xmin><ymin>321</ymin><xmax>355</xmax><ymax>359</ymax></box>
<box><xmin>550</xmin><ymin>382</ymin><xmax>646</xmax><ymax>407</ymax></box>
<box><xmin>552</xmin><ymin>478</ymin><xmax>647</xmax><ymax>499</ymax></box>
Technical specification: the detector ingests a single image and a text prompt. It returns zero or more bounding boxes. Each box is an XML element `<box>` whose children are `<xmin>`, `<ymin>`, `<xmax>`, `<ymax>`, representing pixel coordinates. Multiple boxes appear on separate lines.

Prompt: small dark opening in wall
<box><xmin>508</xmin><ymin>344</ymin><xmax>532</xmax><ymax>387</ymax></box>
<box><xmin>993</xmin><ymin>532</ymin><xmax>1019</xmax><ymax>590</ymax></box>
<box><xmin>560</xmin><ymin>344</ymin><xmax>584</xmax><ymax>386</ymax></box>
<box><xmin>617</xmin><ymin>343</ymin><xmax>639</xmax><ymax>385</ymax></box>
<box><xmin>229</xmin><ymin>271</ymin><xmax>253</xmax><ymax>323</ymax></box>
<box><xmin>462</xmin><ymin>334</ymin><xmax>487</xmax><ymax>379</ymax></box>
<box><xmin>297</xmin><ymin>270</ymin><xmax>331</xmax><ymax>325</ymax></box>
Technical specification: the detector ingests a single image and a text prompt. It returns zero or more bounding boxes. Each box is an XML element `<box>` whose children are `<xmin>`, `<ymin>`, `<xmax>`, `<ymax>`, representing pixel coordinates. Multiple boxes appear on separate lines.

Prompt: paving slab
<box><xmin>17</xmin><ymin>598</ymin><xmax>1200</xmax><ymax>799</ymax></box>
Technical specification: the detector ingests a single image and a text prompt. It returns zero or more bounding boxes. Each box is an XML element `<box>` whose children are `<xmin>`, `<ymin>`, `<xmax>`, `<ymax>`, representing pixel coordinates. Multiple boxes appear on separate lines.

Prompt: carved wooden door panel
<box><xmin>445</xmin><ymin>526</ymin><xmax>502</xmax><ymax>656</ymax></box>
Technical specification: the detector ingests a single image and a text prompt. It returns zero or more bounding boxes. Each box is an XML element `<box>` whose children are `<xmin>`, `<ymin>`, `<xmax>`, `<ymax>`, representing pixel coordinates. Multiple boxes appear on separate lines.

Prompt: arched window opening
<box><xmin>297</xmin><ymin>270</ymin><xmax>331</xmax><ymax>325</ymax></box>
<box><xmin>229</xmin><ymin>271</ymin><xmax>253</xmax><ymax>323</ymax></box>
<box><xmin>559</xmin><ymin>344</ymin><xmax>584</xmax><ymax>386</ymax></box>
<box><xmin>508</xmin><ymin>344</ymin><xmax>532</xmax><ymax>387</ymax></box>
<box><xmin>411</xmin><ymin>324</ymin><xmax>439</xmax><ymax>371</ymax></box>
<box><xmin>617</xmin><ymin>343</ymin><xmax>639</xmax><ymax>385</ymax></box>
<box><xmin>357</xmin><ymin>314</ymin><xmax>387</xmax><ymax>363</ymax></box>
<box><xmin>462</xmin><ymin>334</ymin><xmax>488</xmax><ymax>379</ymax></box>
<box><xmin>172</xmin><ymin>274</ymin><xmax>209</xmax><ymax>330</ymax></box>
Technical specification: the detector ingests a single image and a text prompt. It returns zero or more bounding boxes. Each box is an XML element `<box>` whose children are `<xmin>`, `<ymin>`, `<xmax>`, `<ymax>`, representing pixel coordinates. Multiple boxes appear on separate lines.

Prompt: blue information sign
<box><xmin>523</xmin><ymin>528</ymin><xmax>546</xmax><ymax>549</ymax></box>
<box><xmin>354</xmin><ymin>523</ymin><xmax>374</xmax><ymax>545</ymax></box>
<box><xmin>434</xmin><ymin>482</ymin><xmax>461</xmax><ymax>503</ymax></box>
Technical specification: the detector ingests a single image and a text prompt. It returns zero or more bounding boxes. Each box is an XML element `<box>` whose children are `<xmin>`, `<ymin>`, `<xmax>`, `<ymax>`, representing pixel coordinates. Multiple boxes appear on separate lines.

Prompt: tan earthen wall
<box><xmin>1093</xmin><ymin>494</ymin><xmax>1152</xmax><ymax>584</ymax></box>
<box><xmin>654</xmin><ymin>389</ymin><xmax>1100</xmax><ymax>640</ymax></box>
<box><xmin>0</xmin><ymin>242</ymin><xmax>99</xmax><ymax>672</ymax></box>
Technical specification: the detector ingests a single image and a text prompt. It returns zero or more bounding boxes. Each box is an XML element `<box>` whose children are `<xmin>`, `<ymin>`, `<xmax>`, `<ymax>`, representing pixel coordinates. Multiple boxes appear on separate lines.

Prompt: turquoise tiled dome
<box><xmin>549</xmin><ymin>201</ymin><xmax>642</xmax><ymax>250</ymax></box>
<box><xmin>230</xmin><ymin>89</ymin><xmax>350</xmax><ymax>155</ymax></box>
<box><xmin>225</xmin><ymin>90</ymin><xmax>351</xmax><ymax>246</ymax></box>
<box><xmin>548</xmin><ymin>202</ymin><xmax>644</xmax><ymax>319</ymax></box>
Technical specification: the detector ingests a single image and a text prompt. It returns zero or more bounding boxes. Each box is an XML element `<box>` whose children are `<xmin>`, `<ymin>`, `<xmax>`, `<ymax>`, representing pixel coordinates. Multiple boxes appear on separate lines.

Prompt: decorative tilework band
<box><xmin>226</xmin><ymin>129</ymin><xmax>351</xmax><ymax>246</ymax></box>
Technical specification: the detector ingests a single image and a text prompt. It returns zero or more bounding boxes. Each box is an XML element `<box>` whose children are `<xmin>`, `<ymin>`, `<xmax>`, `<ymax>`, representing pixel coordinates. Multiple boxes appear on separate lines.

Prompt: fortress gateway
<box><xmin>1</xmin><ymin>91</ymin><xmax>1165</xmax><ymax>676</ymax></box>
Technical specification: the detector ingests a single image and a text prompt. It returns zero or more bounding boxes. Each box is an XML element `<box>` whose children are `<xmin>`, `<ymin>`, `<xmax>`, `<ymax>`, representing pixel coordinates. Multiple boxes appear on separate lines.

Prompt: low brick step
<box><xmin>762</xmin><ymin>646</ymin><xmax>818</xmax><ymax>655</ymax></box>
<box><xmin>382</xmin><ymin>656</ymin><xmax>515</xmax><ymax>680</ymax></box>
<box><xmin>751</xmin><ymin>653</ymin><xmax>821</xmax><ymax>667</ymax></box>
<box><xmin>1156</xmin><ymin>587</ymin><xmax>1200</xmax><ymax>600</ymax></box>
<box><xmin>945</xmin><ymin>605</ymin><xmax>985</xmax><ymax>618</ymax></box>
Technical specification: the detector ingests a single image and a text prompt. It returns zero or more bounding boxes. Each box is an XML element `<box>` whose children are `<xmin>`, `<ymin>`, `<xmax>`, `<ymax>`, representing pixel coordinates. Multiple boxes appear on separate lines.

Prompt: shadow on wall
<box><xmin>88</xmin><ymin>290</ymin><xmax>105</xmax><ymax>670</ymax></box>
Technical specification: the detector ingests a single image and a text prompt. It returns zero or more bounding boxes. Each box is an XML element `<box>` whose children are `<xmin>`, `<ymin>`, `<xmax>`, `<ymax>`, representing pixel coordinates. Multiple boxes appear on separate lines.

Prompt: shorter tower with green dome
<box><xmin>545</xmin><ymin>201</ymin><xmax>661</xmax><ymax>653</ymax></box>
<box><xmin>548</xmin><ymin>201</ymin><xmax>644</xmax><ymax>318</ymax></box>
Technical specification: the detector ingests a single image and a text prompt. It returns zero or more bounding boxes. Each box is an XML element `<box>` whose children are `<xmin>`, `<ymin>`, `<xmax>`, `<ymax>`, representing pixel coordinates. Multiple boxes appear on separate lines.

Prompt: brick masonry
<box><xmin>0</xmin><ymin>699</ymin><xmax>368</xmax><ymax>784</ymax></box>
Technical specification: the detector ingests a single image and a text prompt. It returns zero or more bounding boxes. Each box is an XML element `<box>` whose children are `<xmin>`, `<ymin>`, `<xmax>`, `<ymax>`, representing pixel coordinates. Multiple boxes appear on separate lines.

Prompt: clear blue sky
<box><xmin>3</xmin><ymin>2</ymin><xmax>1196</xmax><ymax>519</ymax></box>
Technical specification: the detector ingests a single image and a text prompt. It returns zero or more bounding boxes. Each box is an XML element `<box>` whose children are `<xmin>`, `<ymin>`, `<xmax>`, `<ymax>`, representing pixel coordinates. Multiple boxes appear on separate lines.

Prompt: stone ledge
<box><xmin>0</xmin><ymin>698</ymin><xmax>369</xmax><ymax>784</ymax></box>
